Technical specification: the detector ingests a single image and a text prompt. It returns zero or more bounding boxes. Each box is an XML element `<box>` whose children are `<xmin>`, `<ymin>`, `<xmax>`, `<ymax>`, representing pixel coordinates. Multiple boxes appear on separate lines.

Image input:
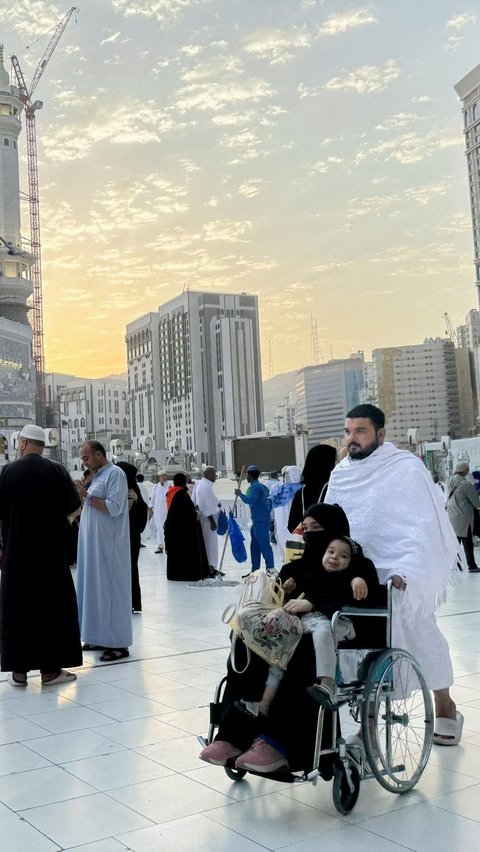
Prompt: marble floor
<box><xmin>1</xmin><ymin>541</ymin><xmax>480</xmax><ymax>851</ymax></box>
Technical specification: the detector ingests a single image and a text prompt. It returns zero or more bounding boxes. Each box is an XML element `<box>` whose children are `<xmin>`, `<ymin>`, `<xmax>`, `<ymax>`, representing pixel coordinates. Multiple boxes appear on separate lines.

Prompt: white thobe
<box><xmin>192</xmin><ymin>478</ymin><xmax>221</xmax><ymax>569</ymax></box>
<box><xmin>150</xmin><ymin>482</ymin><xmax>169</xmax><ymax>547</ymax></box>
<box><xmin>76</xmin><ymin>463</ymin><xmax>132</xmax><ymax>648</ymax></box>
<box><xmin>138</xmin><ymin>482</ymin><xmax>151</xmax><ymax>542</ymax></box>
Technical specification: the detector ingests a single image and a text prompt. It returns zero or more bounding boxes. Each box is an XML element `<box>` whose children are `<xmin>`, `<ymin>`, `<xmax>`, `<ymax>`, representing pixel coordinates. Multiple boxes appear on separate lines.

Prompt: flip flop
<box><xmin>434</xmin><ymin>711</ymin><xmax>464</xmax><ymax>746</ymax></box>
<box><xmin>41</xmin><ymin>670</ymin><xmax>77</xmax><ymax>686</ymax></box>
<box><xmin>99</xmin><ymin>648</ymin><xmax>129</xmax><ymax>662</ymax></box>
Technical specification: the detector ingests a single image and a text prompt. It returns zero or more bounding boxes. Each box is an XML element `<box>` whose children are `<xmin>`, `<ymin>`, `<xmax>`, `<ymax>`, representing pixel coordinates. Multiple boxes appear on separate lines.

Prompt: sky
<box><xmin>1</xmin><ymin>0</ymin><xmax>480</xmax><ymax>379</ymax></box>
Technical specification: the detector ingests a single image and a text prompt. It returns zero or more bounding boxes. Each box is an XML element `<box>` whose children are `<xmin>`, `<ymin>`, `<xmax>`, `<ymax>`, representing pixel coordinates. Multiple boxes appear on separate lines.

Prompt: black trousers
<box><xmin>458</xmin><ymin>526</ymin><xmax>478</xmax><ymax>571</ymax></box>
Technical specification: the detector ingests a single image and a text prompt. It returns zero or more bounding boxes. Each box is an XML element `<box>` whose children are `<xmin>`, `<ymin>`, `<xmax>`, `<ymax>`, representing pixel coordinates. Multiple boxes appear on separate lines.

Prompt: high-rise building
<box><xmin>295</xmin><ymin>354</ymin><xmax>365</xmax><ymax>447</ymax></box>
<box><xmin>126</xmin><ymin>291</ymin><xmax>264</xmax><ymax>469</ymax></box>
<box><xmin>373</xmin><ymin>338</ymin><xmax>472</xmax><ymax>445</ymax></box>
<box><xmin>0</xmin><ymin>46</ymin><xmax>35</xmax><ymax>455</ymax></box>
<box><xmin>454</xmin><ymin>66</ymin><xmax>480</xmax><ymax>304</ymax></box>
<box><xmin>58</xmin><ymin>376</ymin><xmax>130</xmax><ymax>470</ymax></box>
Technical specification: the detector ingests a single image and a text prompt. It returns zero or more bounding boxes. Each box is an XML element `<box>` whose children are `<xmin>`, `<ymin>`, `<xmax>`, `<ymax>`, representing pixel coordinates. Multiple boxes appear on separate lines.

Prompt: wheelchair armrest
<box><xmin>338</xmin><ymin>607</ymin><xmax>389</xmax><ymax>617</ymax></box>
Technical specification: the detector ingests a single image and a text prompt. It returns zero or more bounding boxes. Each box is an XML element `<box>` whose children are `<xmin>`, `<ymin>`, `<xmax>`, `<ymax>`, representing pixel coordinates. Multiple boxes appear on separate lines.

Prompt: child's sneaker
<box><xmin>199</xmin><ymin>740</ymin><xmax>241</xmax><ymax>766</ymax></box>
<box><xmin>235</xmin><ymin>737</ymin><xmax>288</xmax><ymax>773</ymax></box>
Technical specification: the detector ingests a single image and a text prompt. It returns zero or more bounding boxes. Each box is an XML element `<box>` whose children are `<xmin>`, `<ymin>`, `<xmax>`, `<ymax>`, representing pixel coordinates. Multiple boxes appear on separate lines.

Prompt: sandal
<box><xmin>99</xmin><ymin>648</ymin><xmax>129</xmax><ymax>662</ymax></box>
<box><xmin>82</xmin><ymin>643</ymin><xmax>105</xmax><ymax>651</ymax></box>
<box><xmin>433</xmin><ymin>711</ymin><xmax>464</xmax><ymax>746</ymax></box>
<box><xmin>7</xmin><ymin>673</ymin><xmax>27</xmax><ymax>687</ymax></box>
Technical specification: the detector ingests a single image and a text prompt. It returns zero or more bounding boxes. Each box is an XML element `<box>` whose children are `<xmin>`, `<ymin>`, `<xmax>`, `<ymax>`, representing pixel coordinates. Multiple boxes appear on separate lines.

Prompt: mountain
<box><xmin>262</xmin><ymin>369</ymin><xmax>299</xmax><ymax>427</ymax></box>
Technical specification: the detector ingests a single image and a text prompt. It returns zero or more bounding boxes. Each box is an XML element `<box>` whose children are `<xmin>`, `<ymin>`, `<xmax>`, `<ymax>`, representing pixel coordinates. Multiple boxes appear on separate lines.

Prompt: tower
<box><xmin>454</xmin><ymin>64</ymin><xmax>480</xmax><ymax>306</ymax></box>
<box><xmin>0</xmin><ymin>45</ymin><xmax>36</xmax><ymax>439</ymax></box>
<box><xmin>0</xmin><ymin>46</ymin><xmax>34</xmax><ymax>323</ymax></box>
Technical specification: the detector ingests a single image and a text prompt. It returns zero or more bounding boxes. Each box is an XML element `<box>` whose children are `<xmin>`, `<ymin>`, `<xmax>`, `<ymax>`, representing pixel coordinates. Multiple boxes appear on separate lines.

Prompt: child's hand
<box><xmin>282</xmin><ymin>577</ymin><xmax>296</xmax><ymax>594</ymax></box>
<box><xmin>351</xmin><ymin>577</ymin><xmax>368</xmax><ymax>600</ymax></box>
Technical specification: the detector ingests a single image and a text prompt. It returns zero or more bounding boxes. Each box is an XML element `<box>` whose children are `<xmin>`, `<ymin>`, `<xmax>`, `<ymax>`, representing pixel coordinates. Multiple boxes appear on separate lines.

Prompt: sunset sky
<box><xmin>2</xmin><ymin>0</ymin><xmax>480</xmax><ymax>378</ymax></box>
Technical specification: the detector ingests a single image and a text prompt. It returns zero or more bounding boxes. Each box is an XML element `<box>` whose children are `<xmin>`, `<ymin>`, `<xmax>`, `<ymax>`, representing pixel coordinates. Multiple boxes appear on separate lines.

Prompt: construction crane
<box><xmin>10</xmin><ymin>6</ymin><xmax>79</xmax><ymax>426</ymax></box>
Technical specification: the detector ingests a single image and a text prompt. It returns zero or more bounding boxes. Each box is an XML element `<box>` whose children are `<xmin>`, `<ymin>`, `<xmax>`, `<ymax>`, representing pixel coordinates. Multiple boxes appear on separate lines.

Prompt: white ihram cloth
<box><xmin>325</xmin><ymin>442</ymin><xmax>461</xmax><ymax>690</ymax></box>
<box><xmin>192</xmin><ymin>478</ymin><xmax>221</xmax><ymax>569</ymax></box>
<box><xmin>150</xmin><ymin>482</ymin><xmax>169</xmax><ymax>547</ymax></box>
<box><xmin>274</xmin><ymin>465</ymin><xmax>302</xmax><ymax>554</ymax></box>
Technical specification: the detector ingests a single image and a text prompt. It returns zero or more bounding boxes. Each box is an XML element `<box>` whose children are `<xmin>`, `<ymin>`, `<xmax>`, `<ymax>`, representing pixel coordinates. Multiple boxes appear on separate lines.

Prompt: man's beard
<box><xmin>348</xmin><ymin>438</ymin><xmax>380</xmax><ymax>460</ymax></box>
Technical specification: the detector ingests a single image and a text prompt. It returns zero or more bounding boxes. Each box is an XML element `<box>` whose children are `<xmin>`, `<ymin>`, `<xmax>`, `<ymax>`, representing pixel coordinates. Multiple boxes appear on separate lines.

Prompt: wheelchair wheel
<box><xmin>332</xmin><ymin>761</ymin><xmax>360</xmax><ymax>814</ymax></box>
<box><xmin>361</xmin><ymin>648</ymin><xmax>433</xmax><ymax>794</ymax></box>
<box><xmin>224</xmin><ymin>765</ymin><xmax>247</xmax><ymax>782</ymax></box>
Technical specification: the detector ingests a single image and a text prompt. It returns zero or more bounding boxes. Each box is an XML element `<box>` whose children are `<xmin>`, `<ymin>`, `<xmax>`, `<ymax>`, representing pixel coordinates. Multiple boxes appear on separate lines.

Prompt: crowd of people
<box><xmin>0</xmin><ymin>404</ymin><xmax>473</xmax><ymax>775</ymax></box>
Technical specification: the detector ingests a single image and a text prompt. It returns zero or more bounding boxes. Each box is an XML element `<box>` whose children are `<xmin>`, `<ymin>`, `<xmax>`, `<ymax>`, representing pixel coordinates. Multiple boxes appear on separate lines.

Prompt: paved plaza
<box><xmin>0</xmin><ymin>541</ymin><xmax>480</xmax><ymax>850</ymax></box>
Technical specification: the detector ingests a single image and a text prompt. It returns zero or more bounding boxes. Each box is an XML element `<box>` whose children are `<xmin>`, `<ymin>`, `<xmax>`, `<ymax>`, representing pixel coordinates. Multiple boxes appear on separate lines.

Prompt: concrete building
<box><xmin>0</xmin><ymin>46</ymin><xmax>35</xmax><ymax>461</ymax></box>
<box><xmin>373</xmin><ymin>338</ymin><xmax>472</xmax><ymax>446</ymax></box>
<box><xmin>58</xmin><ymin>376</ymin><xmax>130</xmax><ymax>470</ymax></box>
<box><xmin>126</xmin><ymin>291</ymin><xmax>264</xmax><ymax>470</ymax></box>
<box><xmin>295</xmin><ymin>353</ymin><xmax>365</xmax><ymax>447</ymax></box>
<box><xmin>455</xmin><ymin>66</ymin><xmax>480</xmax><ymax>304</ymax></box>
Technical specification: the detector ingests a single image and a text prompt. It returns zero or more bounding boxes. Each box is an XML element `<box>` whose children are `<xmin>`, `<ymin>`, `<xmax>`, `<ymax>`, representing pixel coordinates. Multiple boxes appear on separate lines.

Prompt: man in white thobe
<box><xmin>150</xmin><ymin>471</ymin><xmax>169</xmax><ymax>554</ymax></box>
<box><xmin>76</xmin><ymin>441</ymin><xmax>132</xmax><ymax>660</ymax></box>
<box><xmin>192</xmin><ymin>467</ymin><xmax>221</xmax><ymax>573</ymax></box>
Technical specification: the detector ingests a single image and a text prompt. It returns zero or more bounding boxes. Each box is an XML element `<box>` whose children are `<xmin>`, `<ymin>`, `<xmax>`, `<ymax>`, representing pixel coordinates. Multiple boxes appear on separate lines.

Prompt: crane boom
<box><xmin>10</xmin><ymin>6</ymin><xmax>79</xmax><ymax>426</ymax></box>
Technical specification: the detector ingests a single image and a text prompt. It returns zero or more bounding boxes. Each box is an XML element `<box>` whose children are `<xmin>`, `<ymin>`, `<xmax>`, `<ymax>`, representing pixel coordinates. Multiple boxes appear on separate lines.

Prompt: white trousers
<box><xmin>267</xmin><ymin>612</ymin><xmax>337</xmax><ymax>688</ymax></box>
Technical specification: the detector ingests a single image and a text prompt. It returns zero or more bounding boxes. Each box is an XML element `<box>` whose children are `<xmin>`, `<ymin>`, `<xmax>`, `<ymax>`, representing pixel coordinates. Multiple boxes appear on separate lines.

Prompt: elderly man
<box><xmin>151</xmin><ymin>470</ymin><xmax>169</xmax><ymax>554</ymax></box>
<box><xmin>76</xmin><ymin>441</ymin><xmax>132</xmax><ymax>662</ymax></box>
<box><xmin>326</xmin><ymin>404</ymin><xmax>463</xmax><ymax>746</ymax></box>
<box><xmin>447</xmin><ymin>460</ymin><xmax>480</xmax><ymax>572</ymax></box>
<box><xmin>192</xmin><ymin>467</ymin><xmax>222</xmax><ymax>576</ymax></box>
<box><xmin>0</xmin><ymin>424</ymin><xmax>82</xmax><ymax>686</ymax></box>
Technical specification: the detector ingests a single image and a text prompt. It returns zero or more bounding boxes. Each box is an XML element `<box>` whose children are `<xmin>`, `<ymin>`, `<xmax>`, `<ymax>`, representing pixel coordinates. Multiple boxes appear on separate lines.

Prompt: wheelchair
<box><xmin>198</xmin><ymin>582</ymin><xmax>434</xmax><ymax>815</ymax></box>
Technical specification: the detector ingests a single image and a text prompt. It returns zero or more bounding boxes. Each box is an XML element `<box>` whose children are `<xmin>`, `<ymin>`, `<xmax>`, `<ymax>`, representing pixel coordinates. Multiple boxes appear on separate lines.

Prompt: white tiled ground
<box><xmin>1</xmin><ymin>541</ymin><xmax>480</xmax><ymax>850</ymax></box>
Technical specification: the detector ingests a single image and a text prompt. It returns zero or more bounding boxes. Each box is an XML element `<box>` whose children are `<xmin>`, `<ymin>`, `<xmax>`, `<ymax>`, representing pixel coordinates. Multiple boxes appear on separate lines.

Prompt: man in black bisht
<box><xmin>0</xmin><ymin>425</ymin><xmax>83</xmax><ymax>686</ymax></box>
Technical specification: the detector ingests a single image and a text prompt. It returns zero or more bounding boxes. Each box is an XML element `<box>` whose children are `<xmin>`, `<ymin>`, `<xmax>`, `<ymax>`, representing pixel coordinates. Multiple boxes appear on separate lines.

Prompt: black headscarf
<box><xmin>287</xmin><ymin>444</ymin><xmax>337</xmax><ymax>531</ymax></box>
<box><xmin>301</xmin><ymin>502</ymin><xmax>350</xmax><ymax>557</ymax></box>
<box><xmin>116</xmin><ymin>461</ymin><xmax>148</xmax><ymax>535</ymax></box>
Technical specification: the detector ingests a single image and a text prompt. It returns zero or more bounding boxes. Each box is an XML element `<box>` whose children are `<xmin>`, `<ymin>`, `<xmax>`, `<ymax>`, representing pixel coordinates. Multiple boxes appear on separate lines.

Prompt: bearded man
<box><xmin>325</xmin><ymin>404</ymin><xmax>463</xmax><ymax>746</ymax></box>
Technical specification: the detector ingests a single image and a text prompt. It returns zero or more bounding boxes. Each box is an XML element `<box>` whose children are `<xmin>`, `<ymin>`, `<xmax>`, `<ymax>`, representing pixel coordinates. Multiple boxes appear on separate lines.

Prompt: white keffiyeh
<box><xmin>326</xmin><ymin>442</ymin><xmax>460</xmax><ymax>626</ymax></box>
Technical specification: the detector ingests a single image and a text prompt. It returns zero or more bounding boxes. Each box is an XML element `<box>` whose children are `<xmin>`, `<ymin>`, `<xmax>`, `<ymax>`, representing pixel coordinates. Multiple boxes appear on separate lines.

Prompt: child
<box><xmin>240</xmin><ymin>535</ymin><xmax>380</xmax><ymax>716</ymax></box>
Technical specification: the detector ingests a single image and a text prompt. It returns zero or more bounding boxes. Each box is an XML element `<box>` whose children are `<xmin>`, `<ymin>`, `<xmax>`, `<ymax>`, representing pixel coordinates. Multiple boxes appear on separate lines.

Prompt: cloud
<box><xmin>447</xmin><ymin>12</ymin><xmax>476</xmax><ymax>30</ymax></box>
<box><xmin>202</xmin><ymin>219</ymin><xmax>252</xmax><ymax>242</ymax></box>
<box><xmin>174</xmin><ymin>78</ymin><xmax>274</xmax><ymax>112</ymax></box>
<box><xmin>243</xmin><ymin>27</ymin><xmax>312</xmax><ymax>65</ymax></box>
<box><xmin>355</xmin><ymin>126</ymin><xmax>461</xmax><ymax>165</ymax></box>
<box><xmin>238</xmin><ymin>179</ymin><xmax>266</xmax><ymax>198</ymax></box>
<box><xmin>318</xmin><ymin>7</ymin><xmax>378</xmax><ymax>36</ymax></box>
<box><xmin>42</xmin><ymin>100</ymin><xmax>183</xmax><ymax>161</ymax></box>
<box><xmin>4</xmin><ymin>0</ymin><xmax>65</xmax><ymax>40</ymax></box>
<box><xmin>110</xmin><ymin>0</ymin><xmax>208</xmax><ymax>23</ymax></box>
<box><xmin>443</xmin><ymin>35</ymin><xmax>464</xmax><ymax>53</ymax></box>
<box><xmin>311</xmin><ymin>156</ymin><xmax>344</xmax><ymax>174</ymax></box>
<box><xmin>100</xmin><ymin>31</ymin><xmax>121</xmax><ymax>45</ymax></box>
<box><xmin>324</xmin><ymin>59</ymin><xmax>399</xmax><ymax>95</ymax></box>
<box><xmin>374</xmin><ymin>113</ymin><xmax>423</xmax><ymax>131</ymax></box>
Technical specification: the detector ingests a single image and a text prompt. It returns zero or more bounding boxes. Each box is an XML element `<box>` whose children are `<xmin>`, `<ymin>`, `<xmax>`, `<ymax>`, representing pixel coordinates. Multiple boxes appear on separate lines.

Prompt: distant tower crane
<box><xmin>10</xmin><ymin>6</ymin><xmax>79</xmax><ymax>426</ymax></box>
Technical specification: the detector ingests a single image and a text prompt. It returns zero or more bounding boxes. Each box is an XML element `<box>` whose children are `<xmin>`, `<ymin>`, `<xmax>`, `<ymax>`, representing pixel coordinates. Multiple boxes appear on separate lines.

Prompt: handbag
<box><xmin>236</xmin><ymin>603</ymin><xmax>303</xmax><ymax>670</ymax></box>
<box><xmin>222</xmin><ymin>569</ymin><xmax>286</xmax><ymax>673</ymax></box>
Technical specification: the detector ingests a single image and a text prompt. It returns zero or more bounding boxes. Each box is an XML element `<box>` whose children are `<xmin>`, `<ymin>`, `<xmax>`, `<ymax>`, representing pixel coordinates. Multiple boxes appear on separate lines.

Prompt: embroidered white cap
<box><xmin>19</xmin><ymin>425</ymin><xmax>46</xmax><ymax>442</ymax></box>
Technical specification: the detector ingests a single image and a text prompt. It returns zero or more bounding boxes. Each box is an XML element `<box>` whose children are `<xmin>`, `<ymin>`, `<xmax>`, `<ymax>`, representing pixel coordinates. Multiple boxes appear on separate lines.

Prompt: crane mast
<box><xmin>10</xmin><ymin>6</ymin><xmax>79</xmax><ymax>426</ymax></box>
